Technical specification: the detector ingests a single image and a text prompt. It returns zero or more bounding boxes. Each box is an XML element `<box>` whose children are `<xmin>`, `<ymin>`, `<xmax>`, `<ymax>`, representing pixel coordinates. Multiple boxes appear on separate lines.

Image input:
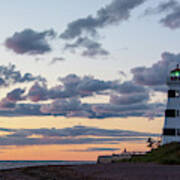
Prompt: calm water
<box><xmin>0</xmin><ymin>160</ymin><xmax>96</xmax><ymax>170</ymax></box>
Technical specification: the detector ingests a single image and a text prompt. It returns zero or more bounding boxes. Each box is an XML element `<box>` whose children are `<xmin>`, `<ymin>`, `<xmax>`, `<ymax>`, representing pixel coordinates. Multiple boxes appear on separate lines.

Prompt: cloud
<box><xmin>35</xmin><ymin>57</ymin><xmax>45</xmax><ymax>62</ymax></box>
<box><xmin>27</xmin><ymin>74</ymin><xmax>117</xmax><ymax>101</ymax></box>
<box><xmin>2</xmin><ymin>125</ymin><xmax>159</xmax><ymax>138</ymax></box>
<box><xmin>110</xmin><ymin>92</ymin><xmax>149</xmax><ymax>105</ymax></box>
<box><xmin>114</xmin><ymin>81</ymin><xmax>147</xmax><ymax>94</ymax></box>
<box><xmin>58</xmin><ymin>74</ymin><xmax>116</xmax><ymax>97</ymax></box>
<box><xmin>0</xmin><ymin>136</ymin><xmax>147</xmax><ymax>146</ymax></box>
<box><xmin>40</xmin><ymin>98</ymin><xmax>92</xmax><ymax>118</ymax></box>
<box><xmin>158</xmin><ymin>0</ymin><xmax>178</xmax><ymax>12</ymax></box>
<box><xmin>92</xmin><ymin>102</ymin><xmax>164</xmax><ymax>119</ymax></box>
<box><xmin>0</xmin><ymin>98</ymin><xmax>16</xmax><ymax>111</ymax></box>
<box><xmin>152</xmin><ymin>85</ymin><xmax>168</xmax><ymax>92</ymax></box>
<box><xmin>15</xmin><ymin>104</ymin><xmax>47</xmax><ymax>116</ymax></box>
<box><xmin>5</xmin><ymin>29</ymin><xmax>56</xmax><ymax>55</ymax></box>
<box><xmin>58</xmin><ymin>75</ymin><xmax>146</xmax><ymax>99</ymax></box>
<box><xmin>0</xmin><ymin>103</ymin><xmax>45</xmax><ymax>117</ymax></box>
<box><xmin>118</xmin><ymin>70</ymin><xmax>127</xmax><ymax>78</ymax></box>
<box><xmin>0</xmin><ymin>68</ymin><xmax>153</xmax><ymax>118</ymax></box>
<box><xmin>160</xmin><ymin>6</ymin><xmax>180</xmax><ymax>29</ymax></box>
<box><xmin>60</xmin><ymin>0</ymin><xmax>146</xmax><ymax>39</ymax></box>
<box><xmin>131</xmin><ymin>52</ymin><xmax>180</xmax><ymax>87</ymax></box>
<box><xmin>39</xmin><ymin>96</ymin><xmax>164</xmax><ymax>119</ymax></box>
<box><xmin>0</xmin><ymin>64</ymin><xmax>45</xmax><ymax>87</ymax></box>
<box><xmin>0</xmin><ymin>88</ymin><xmax>26</xmax><ymax>111</ymax></box>
<box><xmin>0</xmin><ymin>91</ymin><xmax>164</xmax><ymax>119</ymax></box>
<box><xmin>84</xmin><ymin>147</ymin><xmax>121</xmax><ymax>152</ymax></box>
<box><xmin>0</xmin><ymin>64</ymin><xmax>165</xmax><ymax>119</ymax></box>
<box><xmin>145</xmin><ymin>0</ymin><xmax>180</xmax><ymax>29</ymax></box>
<box><xmin>28</xmin><ymin>82</ymin><xmax>48</xmax><ymax>102</ymax></box>
<box><xmin>0</xmin><ymin>60</ymin><xmax>169</xmax><ymax>119</ymax></box>
<box><xmin>6</xmin><ymin>88</ymin><xmax>26</xmax><ymax>102</ymax></box>
<box><xmin>0</xmin><ymin>125</ymin><xmax>158</xmax><ymax>146</ymax></box>
<box><xmin>0</xmin><ymin>89</ymin><xmax>164</xmax><ymax>118</ymax></box>
<box><xmin>19</xmin><ymin>73</ymin><xmax>162</xmax><ymax>119</ymax></box>
<box><xmin>50</xmin><ymin>57</ymin><xmax>65</xmax><ymax>65</ymax></box>
<box><xmin>144</xmin><ymin>0</ymin><xmax>178</xmax><ymax>15</ymax></box>
<box><xmin>64</xmin><ymin>37</ymin><xmax>109</xmax><ymax>57</ymax></box>
<box><xmin>69</xmin><ymin>147</ymin><xmax>121</xmax><ymax>152</ymax></box>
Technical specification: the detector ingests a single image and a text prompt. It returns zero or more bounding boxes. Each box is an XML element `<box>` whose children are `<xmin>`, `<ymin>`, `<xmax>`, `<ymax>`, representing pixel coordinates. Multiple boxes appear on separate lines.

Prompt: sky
<box><xmin>0</xmin><ymin>0</ymin><xmax>179</xmax><ymax>160</ymax></box>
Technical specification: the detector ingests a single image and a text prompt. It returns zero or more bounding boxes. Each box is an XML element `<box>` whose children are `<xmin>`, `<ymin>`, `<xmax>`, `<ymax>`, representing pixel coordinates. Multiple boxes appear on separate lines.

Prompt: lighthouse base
<box><xmin>162</xmin><ymin>136</ymin><xmax>180</xmax><ymax>145</ymax></box>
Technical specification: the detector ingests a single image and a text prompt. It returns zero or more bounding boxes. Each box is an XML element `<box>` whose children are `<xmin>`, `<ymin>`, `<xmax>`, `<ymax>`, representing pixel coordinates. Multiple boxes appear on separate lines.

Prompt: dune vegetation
<box><xmin>126</xmin><ymin>143</ymin><xmax>180</xmax><ymax>164</ymax></box>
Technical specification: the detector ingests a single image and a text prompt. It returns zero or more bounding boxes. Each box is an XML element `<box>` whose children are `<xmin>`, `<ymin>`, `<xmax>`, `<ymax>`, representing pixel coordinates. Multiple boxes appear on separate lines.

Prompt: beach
<box><xmin>0</xmin><ymin>163</ymin><xmax>180</xmax><ymax>180</ymax></box>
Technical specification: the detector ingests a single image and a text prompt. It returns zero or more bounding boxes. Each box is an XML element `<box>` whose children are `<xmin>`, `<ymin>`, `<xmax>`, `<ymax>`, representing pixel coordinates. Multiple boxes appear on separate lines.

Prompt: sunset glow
<box><xmin>0</xmin><ymin>0</ymin><xmax>178</xmax><ymax>160</ymax></box>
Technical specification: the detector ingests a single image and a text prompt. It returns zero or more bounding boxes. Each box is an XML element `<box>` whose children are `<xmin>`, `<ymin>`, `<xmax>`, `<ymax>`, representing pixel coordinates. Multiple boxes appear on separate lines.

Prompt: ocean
<box><xmin>0</xmin><ymin>160</ymin><xmax>96</xmax><ymax>170</ymax></box>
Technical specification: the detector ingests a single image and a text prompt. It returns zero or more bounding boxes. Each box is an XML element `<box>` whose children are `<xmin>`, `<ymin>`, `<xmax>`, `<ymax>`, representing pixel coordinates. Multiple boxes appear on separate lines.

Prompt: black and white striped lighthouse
<box><xmin>162</xmin><ymin>64</ymin><xmax>180</xmax><ymax>144</ymax></box>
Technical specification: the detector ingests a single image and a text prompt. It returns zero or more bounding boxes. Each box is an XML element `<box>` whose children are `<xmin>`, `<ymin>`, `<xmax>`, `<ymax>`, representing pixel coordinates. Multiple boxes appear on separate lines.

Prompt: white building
<box><xmin>97</xmin><ymin>153</ymin><xmax>132</xmax><ymax>164</ymax></box>
<box><xmin>97</xmin><ymin>151</ymin><xmax>145</xmax><ymax>164</ymax></box>
<box><xmin>162</xmin><ymin>64</ymin><xmax>180</xmax><ymax>144</ymax></box>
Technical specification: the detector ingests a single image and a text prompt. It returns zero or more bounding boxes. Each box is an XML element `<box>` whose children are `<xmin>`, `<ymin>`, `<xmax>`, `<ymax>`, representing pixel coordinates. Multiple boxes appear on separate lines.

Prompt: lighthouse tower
<box><xmin>162</xmin><ymin>64</ymin><xmax>180</xmax><ymax>144</ymax></box>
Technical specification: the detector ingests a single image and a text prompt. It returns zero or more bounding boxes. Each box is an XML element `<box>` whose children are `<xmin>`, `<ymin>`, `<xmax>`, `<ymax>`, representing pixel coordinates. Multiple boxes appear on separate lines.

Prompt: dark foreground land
<box><xmin>1</xmin><ymin>163</ymin><xmax>180</xmax><ymax>180</ymax></box>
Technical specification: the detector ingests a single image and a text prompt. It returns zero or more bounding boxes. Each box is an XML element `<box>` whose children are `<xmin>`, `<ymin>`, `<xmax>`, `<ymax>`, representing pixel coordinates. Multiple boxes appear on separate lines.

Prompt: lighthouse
<box><xmin>162</xmin><ymin>64</ymin><xmax>180</xmax><ymax>144</ymax></box>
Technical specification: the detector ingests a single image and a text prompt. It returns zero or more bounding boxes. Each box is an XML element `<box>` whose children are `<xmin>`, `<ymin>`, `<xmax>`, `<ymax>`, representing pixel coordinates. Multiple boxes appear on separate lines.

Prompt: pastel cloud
<box><xmin>60</xmin><ymin>0</ymin><xmax>146</xmax><ymax>39</ymax></box>
<box><xmin>145</xmin><ymin>0</ymin><xmax>180</xmax><ymax>29</ymax></box>
<box><xmin>5</xmin><ymin>29</ymin><xmax>56</xmax><ymax>55</ymax></box>
<box><xmin>0</xmin><ymin>126</ymin><xmax>159</xmax><ymax>146</ymax></box>
<box><xmin>64</xmin><ymin>37</ymin><xmax>109</xmax><ymax>57</ymax></box>
<box><xmin>0</xmin><ymin>64</ymin><xmax>45</xmax><ymax>87</ymax></box>
<box><xmin>131</xmin><ymin>52</ymin><xmax>180</xmax><ymax>87</ymax></box>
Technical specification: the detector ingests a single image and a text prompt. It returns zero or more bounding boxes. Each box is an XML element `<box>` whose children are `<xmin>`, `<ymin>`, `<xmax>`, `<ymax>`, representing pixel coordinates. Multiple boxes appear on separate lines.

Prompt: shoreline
<box><xmin>0</xmin><ymin>160</ymin><xmax>95</xmax><ymax>171</ymax></box>
<box><xmin>0</xmin><ymin>163</ymin><xmax>180</xmax><ymax>180</ymax></box>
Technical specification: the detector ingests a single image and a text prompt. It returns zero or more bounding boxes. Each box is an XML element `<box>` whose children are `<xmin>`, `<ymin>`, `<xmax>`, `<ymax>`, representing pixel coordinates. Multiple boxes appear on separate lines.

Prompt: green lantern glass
<box><xmin>176</xmin><ymin>72</ymin><xmax>179</xmax><ymax>77</ymax></box>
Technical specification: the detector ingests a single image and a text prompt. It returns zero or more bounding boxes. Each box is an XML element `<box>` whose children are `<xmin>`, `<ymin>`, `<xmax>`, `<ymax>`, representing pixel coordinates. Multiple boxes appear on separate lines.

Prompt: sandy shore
<box><xmin>0</xmin><ymin>163</ymin><xmax>180</xmax><ymax>180</ymax></box>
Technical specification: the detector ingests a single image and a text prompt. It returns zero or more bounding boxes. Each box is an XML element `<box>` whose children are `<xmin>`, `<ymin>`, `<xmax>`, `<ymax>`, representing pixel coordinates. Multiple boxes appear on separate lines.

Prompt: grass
<box><xmin>120</xmin><ymin>142</ymin><xmax>180</xmax><ymax>165</ymax></box>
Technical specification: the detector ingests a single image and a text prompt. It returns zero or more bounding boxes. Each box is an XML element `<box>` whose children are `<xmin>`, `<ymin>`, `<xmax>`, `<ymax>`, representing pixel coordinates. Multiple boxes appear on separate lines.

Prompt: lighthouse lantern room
<box><xmin>162</xmin><ymin>64</ymin><xmax>180</xmax><ymax>144</ymax></box>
